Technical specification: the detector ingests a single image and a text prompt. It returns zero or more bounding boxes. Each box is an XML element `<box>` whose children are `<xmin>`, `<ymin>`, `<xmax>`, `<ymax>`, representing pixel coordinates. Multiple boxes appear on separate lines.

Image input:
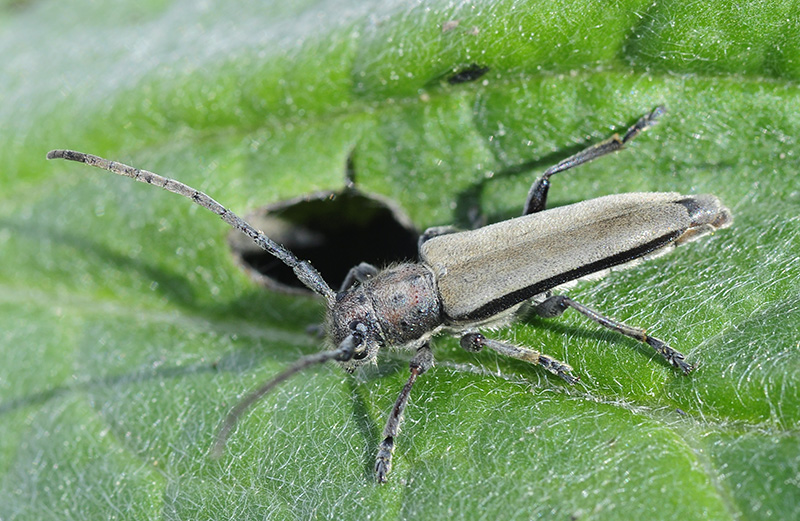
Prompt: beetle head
<box><xmin>329</xmin><ymin>286</ymin><xmax>385</xmax><ymax>372</ymax></box>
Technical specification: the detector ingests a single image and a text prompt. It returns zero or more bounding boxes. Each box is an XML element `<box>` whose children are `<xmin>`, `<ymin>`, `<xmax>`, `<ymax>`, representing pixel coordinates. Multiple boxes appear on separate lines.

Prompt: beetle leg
<box><xmin>375</xmin><ymin>343</ymin><xmax>434</xmax><ymax>483</ymax></box>
<box><xmin>523</xmin><ymin>106</ymin><xmax>666</xmax><ymax>215</ymax></box>
<box><xmin>339</xmin><ymin>262</ymin><xmax>379</xmax><ymax>292</ymax></box>
<box><xmin>459</xmin><ymin>332</ymin><xmax>579</xmax><ymax>384</ymax></box>
<box><xmin>534</xmin><ymin>295</ymin><xmax>695</xmax><ymax>374</ymax></box>
<box><xmin>418</xmin><ymin>225</ymin><xmax>460</xmax><ymax>249</ymax></box>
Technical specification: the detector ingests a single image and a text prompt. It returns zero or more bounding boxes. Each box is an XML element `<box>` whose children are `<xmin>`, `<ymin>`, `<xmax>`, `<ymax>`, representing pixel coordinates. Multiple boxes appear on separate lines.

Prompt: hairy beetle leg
<box><xmin>535</xmin><ymin>295</ymin><xmax>695</xmax><ymax>374</ymax></box>
<box><xmin>460</xmin><ymin>332</ymin><xmax>579</xmax><ymax>384</ymax></box>
<box><xmin>375</xmin><ymin>343</ymin><xmax>434</xmax><ymax>483</ymax></box>
<box><xmin>524</xmin><ymin>106</ymin><xmax>665</xmax><ymax>215</ymax></box>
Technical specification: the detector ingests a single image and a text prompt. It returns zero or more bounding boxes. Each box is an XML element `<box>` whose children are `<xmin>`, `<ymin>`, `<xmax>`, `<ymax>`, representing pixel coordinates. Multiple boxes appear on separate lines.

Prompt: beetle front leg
<box><xmin>375</xmin><ymin>343</ymin><xmax>434</xmax><ymax>483</ymax></box>
<box><xmin>534</xmin><ymin>295</ymin><xmax>695</xmax><ymax>374</ymax></box>
<box><xmin>460</xmin><ymin>332</ymin><xmax>579</xmax><ymax>384</ymax></box>
<box><xmin>523</xmin><ymin>106</ymin><xmax>665</xmax><ymax>215</ymax></box>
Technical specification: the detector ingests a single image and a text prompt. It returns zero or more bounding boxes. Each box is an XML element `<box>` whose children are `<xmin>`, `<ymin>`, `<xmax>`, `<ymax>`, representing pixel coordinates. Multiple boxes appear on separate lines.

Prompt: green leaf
<box><xmin>2</xmin><ymin>0</ymin><xmax>799</xmax><ymax>519</ymax></box>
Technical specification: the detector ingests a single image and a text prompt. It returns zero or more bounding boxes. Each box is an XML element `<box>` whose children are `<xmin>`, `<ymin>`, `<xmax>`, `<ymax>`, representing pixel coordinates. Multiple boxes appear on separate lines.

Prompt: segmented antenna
<box><xmin>46</xmin><ymin>149</ymin><xmax>336</xmax><ymax>303</ymax></box>
<box><xmin>47</xmin><ymin>148</ymin><xmax>353</xmax><ymax>459</ymax></box>
<box><xmin>210</xmin><ymin>332</ymin><xmax>360</xmax><ymax>458</ymax></box>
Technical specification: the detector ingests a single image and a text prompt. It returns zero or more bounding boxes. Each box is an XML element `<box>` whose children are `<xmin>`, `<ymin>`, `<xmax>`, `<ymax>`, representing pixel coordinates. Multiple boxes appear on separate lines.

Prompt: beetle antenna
<box><xmin>46</xmin><ymin>149</ymin><xmax>337</xmax><ymax>304</ymax></box>
<box><xmin>210</xmin><ymin>332</ymin><xmax>362</xmax><ymax>458</ymax></box>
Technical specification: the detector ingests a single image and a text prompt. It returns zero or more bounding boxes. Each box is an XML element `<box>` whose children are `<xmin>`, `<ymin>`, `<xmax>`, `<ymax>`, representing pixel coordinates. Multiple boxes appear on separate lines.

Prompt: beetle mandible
<box><xmin>47</xmin><ymin>106</ymin><xmax>732</xmax><ymax>483</ymax></box>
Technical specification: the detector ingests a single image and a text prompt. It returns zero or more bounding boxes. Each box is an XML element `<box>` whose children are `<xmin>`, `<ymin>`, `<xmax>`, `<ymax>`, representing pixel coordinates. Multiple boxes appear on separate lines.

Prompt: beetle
<box><xmin>47</xmin><ymin>106</ymin><xmax>732</xmax><ymax>483</ymax></box>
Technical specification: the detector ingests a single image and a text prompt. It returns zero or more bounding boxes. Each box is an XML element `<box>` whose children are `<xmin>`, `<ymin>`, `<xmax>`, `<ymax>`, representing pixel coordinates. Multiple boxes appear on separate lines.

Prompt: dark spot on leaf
<box><xmin>448</xmin><ymin>64</ymin><xmax>490</xmax><ymax>84</ymax></box>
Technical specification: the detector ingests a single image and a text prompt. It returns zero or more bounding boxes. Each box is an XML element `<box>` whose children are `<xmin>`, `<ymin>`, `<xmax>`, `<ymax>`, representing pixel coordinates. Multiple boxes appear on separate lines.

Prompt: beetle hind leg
<box><xmin>523</xmin><ymin>106</ymin><xmax>666</xmax><ymax>215</ymax></box>
<box><xmin>534</xmin><ymin>295</ymin><xmax>695</xmax><ymax>374</ymax></box>
<box><xmin>459</xmin><ymin>332</ymin><xmax>579</xmax><ymax>384</ymax></box>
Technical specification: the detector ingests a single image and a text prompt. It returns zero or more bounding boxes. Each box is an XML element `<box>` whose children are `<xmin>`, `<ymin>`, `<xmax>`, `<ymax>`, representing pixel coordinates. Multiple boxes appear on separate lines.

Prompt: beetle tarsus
<box><xmin>374</xmin><ymin>437</ymin><xmax>394</xmax><ymax>483</ymax></box>
<box><xmin>622</xmin><ymin>105</ymin><xmax>665</xmax><ymax>143</ymax></box>
<box><xmin>538</xmin><ymin>354</ymin><xmax>580</xmax><ymax>384</ymax></box>
<box><xmin>646</xmin><ymin>336</ymin><xmax>696</xmax><ymax>374</ymax></box>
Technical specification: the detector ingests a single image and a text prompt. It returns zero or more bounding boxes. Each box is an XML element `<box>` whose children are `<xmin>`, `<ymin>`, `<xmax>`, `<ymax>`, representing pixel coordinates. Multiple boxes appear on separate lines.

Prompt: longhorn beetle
<box><xmin>47</xmin><ymin>106</ymin><xmax>732</xmax><ymax>483</ymax></box>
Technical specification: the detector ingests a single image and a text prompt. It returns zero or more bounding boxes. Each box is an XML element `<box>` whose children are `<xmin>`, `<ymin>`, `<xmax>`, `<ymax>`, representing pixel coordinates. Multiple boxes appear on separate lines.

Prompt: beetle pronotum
<box><xmin>48</xmin><ymin>106</ymin><xmax>732</xmax><ymax>482</ymax></box>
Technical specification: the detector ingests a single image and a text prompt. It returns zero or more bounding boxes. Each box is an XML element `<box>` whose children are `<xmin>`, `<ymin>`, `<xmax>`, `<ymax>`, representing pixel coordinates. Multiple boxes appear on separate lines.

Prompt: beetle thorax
<box><xmin>329</xmin><ymin>263</ymin><xmax>442</xmax><ymax>371</ymax></box>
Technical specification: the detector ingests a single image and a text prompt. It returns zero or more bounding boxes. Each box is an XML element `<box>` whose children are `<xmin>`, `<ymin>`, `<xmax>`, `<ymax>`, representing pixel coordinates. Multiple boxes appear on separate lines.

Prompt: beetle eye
<box><xmin>349</xmin><ymin>320</ymin><xmax>368</xmax><ymax>334</ymax></box>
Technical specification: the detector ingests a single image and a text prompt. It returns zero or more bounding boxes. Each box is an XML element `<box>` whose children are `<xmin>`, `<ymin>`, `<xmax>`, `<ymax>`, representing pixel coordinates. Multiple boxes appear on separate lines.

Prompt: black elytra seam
<box><xmin>454</xmin><ymin>230</ymin><xmax>683</xmax><ymax>322</ymax></box>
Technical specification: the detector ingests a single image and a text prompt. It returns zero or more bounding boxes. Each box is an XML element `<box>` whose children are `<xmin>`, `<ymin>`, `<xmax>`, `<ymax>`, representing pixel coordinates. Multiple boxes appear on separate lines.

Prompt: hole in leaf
<box><xmin>447</xmin><ymin>64</ymin><xmax>490</xmax><ymax>84</ymax></box>
<box><xmin>229</xmin><ymin>187</ymin><xmax>420</xmax><ymax>295</ymax></box>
